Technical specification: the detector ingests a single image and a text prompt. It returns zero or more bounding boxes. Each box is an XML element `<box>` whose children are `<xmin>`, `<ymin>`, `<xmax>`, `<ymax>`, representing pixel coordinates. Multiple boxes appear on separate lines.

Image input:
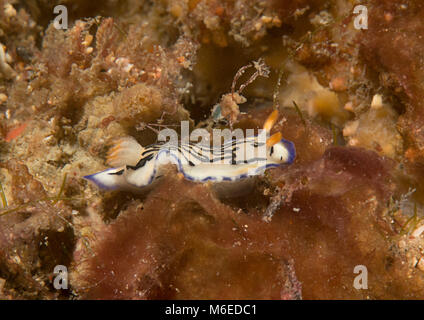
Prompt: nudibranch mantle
<box><xmin>84</xmin><ymin>111</ymin><xmax>296</xmax><ymax>190</ymax></box>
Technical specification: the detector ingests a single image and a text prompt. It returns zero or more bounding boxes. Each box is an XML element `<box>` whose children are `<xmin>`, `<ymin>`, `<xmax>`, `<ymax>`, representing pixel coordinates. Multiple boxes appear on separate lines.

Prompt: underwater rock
<box><xmin>0</xmin><ymin>161</ymin><xmax>75</xmax><ymax>299</ymax></box>
<box><xmin>360</xmin><ymin>1</ymin><xmax>424</xmax><ymax>191</ymax></box>
<box><xmin>72</xmin><ymin>174</ymin><xmax>302</xmax><ymax>299</ymax></box>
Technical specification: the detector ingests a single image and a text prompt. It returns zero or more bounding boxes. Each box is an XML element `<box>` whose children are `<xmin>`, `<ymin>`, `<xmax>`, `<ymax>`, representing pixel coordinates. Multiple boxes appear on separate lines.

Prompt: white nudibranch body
<box><xmin>84</xmin><ymin>110</ymin><xmax>296</xmax><ymax>190</ymax></box>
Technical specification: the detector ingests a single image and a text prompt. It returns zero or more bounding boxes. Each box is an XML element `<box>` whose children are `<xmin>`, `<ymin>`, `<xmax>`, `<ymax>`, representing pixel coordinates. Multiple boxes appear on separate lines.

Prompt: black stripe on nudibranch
<box><xmin>180</xmin><ymin>145</ymin><xmax>209</xmax><ymax>162</ymax></box>
<box><xmin>108</xmin><ymin>169</ymin><xmax>125</xmax><ymax>176</ymax></box>
<box><xmin>235</xmin><ymin>157</ymin><xmax>267</xmax><ymax>164</ymax></box>
<box><xmin>251</xmin><ymin>141</ymin><xmax>265</xmax><ymax>148</ymax></box>
<box><xmin>141</xmin><ymin>144</ymin><xmax>162</xmax><ymax>156</ymax></box>
<box><xmin>231</xmin><ymin>147</ymin><xmax>237</xmax><ymax>165</ymax></box>
<box><xmin>127</xmin><ymin>153</ymin><xmax>154</xmax><ymax>171</ymax></box>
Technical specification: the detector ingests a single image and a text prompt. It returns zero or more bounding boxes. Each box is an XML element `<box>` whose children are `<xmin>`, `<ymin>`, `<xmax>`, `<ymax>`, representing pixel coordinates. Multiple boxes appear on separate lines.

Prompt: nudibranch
<box><xmin>84</xmin><ymin>110</ymin><xmax>296</xmax><ymax>190</ymax></box>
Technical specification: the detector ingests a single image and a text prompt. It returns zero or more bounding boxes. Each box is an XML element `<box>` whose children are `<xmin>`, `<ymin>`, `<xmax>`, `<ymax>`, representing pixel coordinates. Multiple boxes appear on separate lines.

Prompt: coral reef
<box><xmin>0</xmin><ymin>0</ymin><xmax>424</xmax><ymax>299</ymax></box>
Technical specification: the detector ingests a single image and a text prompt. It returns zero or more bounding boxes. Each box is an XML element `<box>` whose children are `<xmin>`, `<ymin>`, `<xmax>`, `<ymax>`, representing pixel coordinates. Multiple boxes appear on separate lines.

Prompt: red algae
<box><xmin>72</xmin><ymin>174</ymin><xmax>302</xmax><ymax>299</ymax></box>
